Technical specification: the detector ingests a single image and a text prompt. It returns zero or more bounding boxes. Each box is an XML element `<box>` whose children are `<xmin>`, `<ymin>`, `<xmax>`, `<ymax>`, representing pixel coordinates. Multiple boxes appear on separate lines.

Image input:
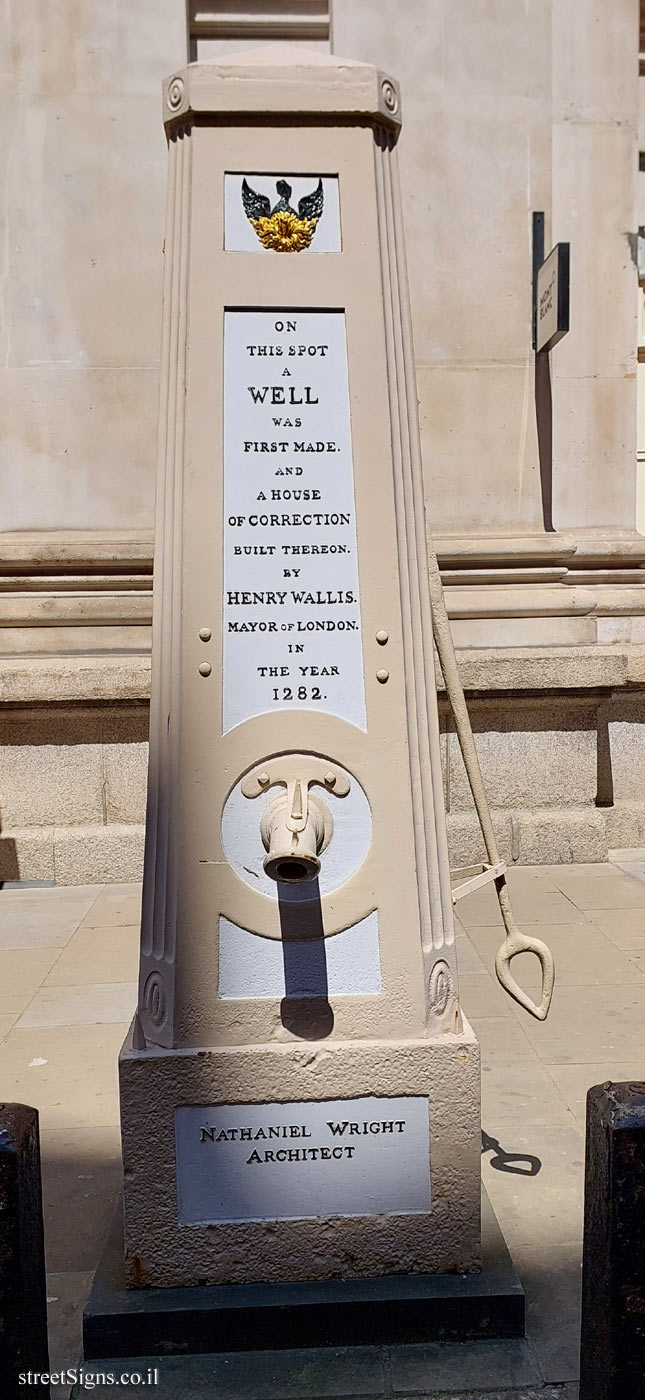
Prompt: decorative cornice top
<box><xmin>162</xmin><ymin>47</ymin><xmax>401</xmax><ymax>130</ymax></box>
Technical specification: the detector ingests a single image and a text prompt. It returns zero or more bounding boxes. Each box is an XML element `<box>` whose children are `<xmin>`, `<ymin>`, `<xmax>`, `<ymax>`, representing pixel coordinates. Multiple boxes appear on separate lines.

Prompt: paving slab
<box><xmin>466</xmin><ymin>921</ymin><xmax>639</xmax><ymax>989</ymax></box>
<box><xmin>44</xmin><ymin>924</ymin><xmax>140</xmax><ymax>986</ymax></box>
<box><xmin>513</xmin><ymin>1242</ymin><xmax>582</xmax><ymax>1384</ymax></box>
<box><xmin>546</xmin><ymin>1061</ymin><xmax>645</xmax><ymax>1129</ymax></box>
<box><xmin>584</xmin><ymin>906</ymin><xmax>645</xmax><ymax>949</ymax></box>
<box><xmin>18</xmin><ymin>980</ymin><xmax>137</xmax><ymax>1029</ymax></box>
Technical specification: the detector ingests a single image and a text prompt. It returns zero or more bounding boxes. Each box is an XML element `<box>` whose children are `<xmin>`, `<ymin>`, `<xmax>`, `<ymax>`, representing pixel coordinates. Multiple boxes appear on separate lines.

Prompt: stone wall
<box><xmin>3</xmin><ymin>650</ymin><xmax>645</xmax><ymax>885</ymax></box>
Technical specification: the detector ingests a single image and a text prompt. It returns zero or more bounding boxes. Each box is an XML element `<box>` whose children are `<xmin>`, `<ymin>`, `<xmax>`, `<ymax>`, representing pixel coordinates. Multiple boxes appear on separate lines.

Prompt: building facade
<box><xmin>1</xmin><ymin>0</ymin><xmax>644</xmax><ymax>882</ymax></box>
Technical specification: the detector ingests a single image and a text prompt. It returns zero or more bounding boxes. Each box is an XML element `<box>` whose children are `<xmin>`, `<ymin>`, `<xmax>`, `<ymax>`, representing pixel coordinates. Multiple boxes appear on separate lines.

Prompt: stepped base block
<box><xmin>119</xmin><ymin>1023</ymin><xmax>482</xmax><ymax>1287</ymax></box>
<box><xmin>84</xmin><ymin>1188</ymin><xmax>523</xmax><ymax>1360</ymax></box>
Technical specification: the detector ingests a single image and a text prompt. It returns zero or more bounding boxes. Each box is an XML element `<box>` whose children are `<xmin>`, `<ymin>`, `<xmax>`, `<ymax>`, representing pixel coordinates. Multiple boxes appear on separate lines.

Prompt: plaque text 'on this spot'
<box><xmin>222</xmin><ymin>311</ymin><xmax>366</xmax><ymax>733</ymax></box>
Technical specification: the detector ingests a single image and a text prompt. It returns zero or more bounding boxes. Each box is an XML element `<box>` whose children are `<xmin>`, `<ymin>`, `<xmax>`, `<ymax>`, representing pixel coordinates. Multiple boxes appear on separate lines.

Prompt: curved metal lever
<box><xmin>494</xmin><ymin>883</ymin><xmax>555</xmax><ymax>1020</ymax></box>
<box><xmin>428</xmin><ymin>543</ymin><xmax>556</xmax><ymax>1021</ymax></box>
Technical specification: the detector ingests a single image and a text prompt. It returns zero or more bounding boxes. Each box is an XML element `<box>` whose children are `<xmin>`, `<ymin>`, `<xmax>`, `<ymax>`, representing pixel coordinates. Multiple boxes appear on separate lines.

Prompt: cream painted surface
<box><xmin>0</xmin><ymin>0</ymin><xmax>186</xmax><ymax>530</ymax></box>
<box><xmin>118</xmin><ymin>49</ymin><xmax>478</xmax><ymax>1286</ymax></box>
<box><xmin>218</xmin><ymin>911</ymin><xmax>381</xmax><ymax>998</ymax></box>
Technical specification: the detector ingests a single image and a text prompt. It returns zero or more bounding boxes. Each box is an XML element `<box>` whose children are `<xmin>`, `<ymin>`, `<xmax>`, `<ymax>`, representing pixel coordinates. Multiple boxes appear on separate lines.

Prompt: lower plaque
<box><xmin>175</xmin><ymin>1095</ymin><xmax>431</xmax><ymax>1225</ymax></box>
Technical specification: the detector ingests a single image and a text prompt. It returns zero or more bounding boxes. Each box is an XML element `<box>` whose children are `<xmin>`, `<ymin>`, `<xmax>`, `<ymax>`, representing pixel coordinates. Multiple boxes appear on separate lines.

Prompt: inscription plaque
<box><xmin>223</xmin><ymin>310</ymin><xmax>366</xmax><ymax>733</ymax></box>
<box><xmin>176</xmin><ymin>1095</ymin><xmax>430</xmax><ymax>1225</ymax></box>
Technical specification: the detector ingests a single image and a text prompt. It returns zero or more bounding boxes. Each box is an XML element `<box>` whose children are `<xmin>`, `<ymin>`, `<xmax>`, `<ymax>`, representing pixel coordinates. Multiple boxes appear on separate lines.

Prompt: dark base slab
<box><xmin>83</xmin><ymin>1187</ymin><xmax>524</xmax><ymax>1360</ymax></box>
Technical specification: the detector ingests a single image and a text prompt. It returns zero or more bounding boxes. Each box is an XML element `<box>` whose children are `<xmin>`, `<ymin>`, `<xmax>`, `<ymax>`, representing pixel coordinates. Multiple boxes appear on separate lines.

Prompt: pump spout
<box><xmin>260</xmin><ymin>784</ymin><xmax>331</xmax><ymax>884</ymax></box>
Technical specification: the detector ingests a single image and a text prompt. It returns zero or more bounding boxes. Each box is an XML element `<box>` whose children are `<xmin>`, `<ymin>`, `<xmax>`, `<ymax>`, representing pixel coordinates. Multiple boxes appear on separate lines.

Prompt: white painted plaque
<box><xmin>175</xmin><ymin>1096</ymin><xmax>430</xmax><ymax>1225</ymax></box>
<box><xmin>223</xmin><ymin>311</ymin><xmax>366</xmax><ymax>732</ymax></box>
<box><xmin>218</xmin><ymin>912</ymin><xmax>381</xmax><ymax>999</ymax></box>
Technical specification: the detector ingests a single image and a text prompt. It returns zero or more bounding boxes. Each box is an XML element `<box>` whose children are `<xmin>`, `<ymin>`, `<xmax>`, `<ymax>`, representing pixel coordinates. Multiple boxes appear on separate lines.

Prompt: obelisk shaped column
<box><xmin>120</xmin><ymin>47</ymin><xmax>481</xmax><ymax>1288</ymax></box>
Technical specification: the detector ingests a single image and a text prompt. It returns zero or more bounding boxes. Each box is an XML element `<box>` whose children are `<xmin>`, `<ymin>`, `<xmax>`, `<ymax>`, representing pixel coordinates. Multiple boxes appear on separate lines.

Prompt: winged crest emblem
<box><xmin>241</xmin><ymin>178</ymin><xmax>324</xmax><ymax>252</ymax></box>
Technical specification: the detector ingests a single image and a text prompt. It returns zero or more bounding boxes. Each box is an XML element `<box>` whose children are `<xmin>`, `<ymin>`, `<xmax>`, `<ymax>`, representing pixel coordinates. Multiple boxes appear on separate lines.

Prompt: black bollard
<box><xmin>0</xmin><ymin>1105</ymin><xmax>50</xmax><ymax>1398</ymax></box>
<box><xmin>580</xmin><ymin>1081</ymin><xmax>645</xmax><ymax>1400</ymax></box>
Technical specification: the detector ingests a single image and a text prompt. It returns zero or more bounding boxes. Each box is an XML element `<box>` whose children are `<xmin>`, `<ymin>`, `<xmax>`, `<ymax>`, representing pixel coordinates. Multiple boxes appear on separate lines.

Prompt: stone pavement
<box><xmin>1</xmin><ymin>856</ymin><xmax>645</xmax><ymax>1398</ymax></box>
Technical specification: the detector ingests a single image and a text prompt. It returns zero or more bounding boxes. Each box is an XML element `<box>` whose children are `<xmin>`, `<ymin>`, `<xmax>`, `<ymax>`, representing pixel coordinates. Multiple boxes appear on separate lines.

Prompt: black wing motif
<box><xmin>298</xmin><ymin>179</ymin><xmax>324</xmax><ymax>221</ymax></box>
<box><xmin>241</xmin><ymin>178</ymin><xmax>271</xmax><ymax>220</ymax></box>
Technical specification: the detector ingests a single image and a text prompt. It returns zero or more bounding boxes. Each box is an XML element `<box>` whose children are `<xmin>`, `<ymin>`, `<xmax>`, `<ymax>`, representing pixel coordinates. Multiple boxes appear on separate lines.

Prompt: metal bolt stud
<box><xmin>376</xmin><ymin>630</ymin><xmax>389</xmax><ymax>645</ymax></box>
<box><xmin>199</xmin><ymin>627</ymin><xmax>212</xmax><ymax>642</ymax></box>
<box><xmin>376</xmin><ymin>669</ymin><xmax>389</xmax><ymax>683</ymax></box>
<box><xmin>198</xmin><ymin>662</ymin><xmax>212</xmax><ymax>677</ymax></box>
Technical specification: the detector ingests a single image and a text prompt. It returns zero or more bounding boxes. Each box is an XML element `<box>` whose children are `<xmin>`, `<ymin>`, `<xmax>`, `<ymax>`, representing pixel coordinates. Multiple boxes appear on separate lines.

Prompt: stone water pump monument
<box><xmin>118</xmin><ymin>46</ymin><xmax>555</xmax><ymax>1299</ymax></box>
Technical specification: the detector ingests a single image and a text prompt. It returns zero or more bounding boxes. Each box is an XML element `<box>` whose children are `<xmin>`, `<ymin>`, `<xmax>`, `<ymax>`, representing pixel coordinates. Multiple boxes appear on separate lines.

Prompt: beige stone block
<box><xmin>443</xmin><ymin>0</ymin><xmax>551</xmax><ymax>99</ymax></box>
<box><xmin>549</xmin><ymin>1060</ymin><xmax>645</xmax><ymax>1128</ymax></box>
<box><xmin>516</xmin><ymin>809</ymin><xmax>607</xmax><ymax>865</ymax></box>
<box><xmin>53</xmin><ymin>825</ymin><xmax>145</xmax><ymax>885</ymax></box>
<box><xmin>18</xmin><ymin>981</ymin><xmax>137</xmax><ymax>1030</ymax></box>
<box><xmin>333</xmin><ymin>0</ymin><xmax>443</xmax><ymax>98</ymax></box>
<box><xmin>552</xmin><ymin>120</ymin><xmax>636</xmax><ymax>381</ymax></box>
<box><xmin>1</xmin><ymin>367</ymin><xmax>158</xmax><ymax>531</ymax></box>
<box><xmin>102</xmin><ymin>709</ymin><xmax>149</xmax><ymax>824</ymax></box>
<box><xmin>552</xmin><ymin>0</ymin><xmax>638</xmax><ymax>126</ymax></box>
<box><xmin>447</xmin><ymin>616</ymin><xmax>599</xmax><ymax>648</ymax></box>
<box><xmin>603</xmin><ymin>802</ymin><xmax>645</xmax><ymax>851</ymax></box>
<box><xmin>0</xmin><ymin>709</ymin><xmax>104</xmax><ymax>827</ymax></box>
<box><xmin>552</xmin><ymin>377</ymin><xmax>636</xmax><ymax>533</ymax></box>
<box><xmin>0</xmin><ymin>625</ymin><xmax>151</xmax><ymax>657</ymax></box>
<box><xmin>4</xmin><ymin>0</ymin><xmax>185</xmax><ymax>97</ymax></box>
<box><xmin>120</xmin><ymin>1028</ymin><xmax>482</xmax><ymax>1286</ymax></box>
<box><xmin>45</xmin><ymin>923</ymin><xmax>140</xmax><ymax>986</ymax></box>
<box><xmin>450</xmin><ymin>646</ymin><xmax>629</xmax><ymax>693</ymax></box>
<box><xmin>446</xmin><ymin>810</ymin><xmax>513</xmax><ymax>871</ymax></box>
<box><xmin>607</xmin><ymin>697</ymin><xmax>645</xmax><ymax>801</ymax></box>
<box><xmin>6</xmin><ymin>97</ymin><xmax>163</xmax><ymax>372</ymax></box>
<box><xmin>404</xmin><ymin>92</ymin><xmax>548</xmax><ymax>367</ymax></box>
<box><xmin>0</xmin><ymin>1022</ymin><xmax>128</xmax><ymax>1131</ymax></box>
<box><xmin>446</xmin><ymin>701</ymin><xmax>596</xmax><ymax>812</ymax></box>
<box><xmin>0</xmin><ymin>656</ymin><xmax>151</xmax><ymax>705</ymax></box>
<box><xmin>418</xmin><ymin>362</ymin><xmax>543</xmax><ymax>536</ymax></box>
<box><xmin>0</xmin><ymin>949</ymin><xmax>60</xmax><ymax>1013</ymax></box>
<box><xmin>0</xmin><ymin>830</ymin><xmax>55</xmax><ymax>883</ymax></box>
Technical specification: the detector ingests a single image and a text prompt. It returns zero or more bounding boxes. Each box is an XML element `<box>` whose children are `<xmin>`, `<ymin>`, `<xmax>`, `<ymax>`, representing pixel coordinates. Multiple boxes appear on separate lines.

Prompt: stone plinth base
<box><xmin>84</xmin><ymin>1188</ymin><xmax>521</xmax><ymax>1360</ymax></box>
<box><xmin>119</xmin><ymin>1022</ymin><xmax>481</xmax><ymax>1288</ymax></box>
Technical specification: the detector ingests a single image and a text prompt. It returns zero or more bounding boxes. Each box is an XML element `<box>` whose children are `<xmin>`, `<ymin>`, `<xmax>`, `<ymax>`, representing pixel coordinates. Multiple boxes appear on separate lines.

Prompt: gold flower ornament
<box><xmin>241</xmin><ymin>178</ymin><xmax>324</xmax><ymax>253</ymax></box>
